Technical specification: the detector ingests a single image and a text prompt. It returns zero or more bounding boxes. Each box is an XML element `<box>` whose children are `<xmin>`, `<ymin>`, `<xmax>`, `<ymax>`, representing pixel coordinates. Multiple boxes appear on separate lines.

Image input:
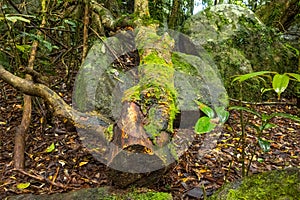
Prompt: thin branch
<box><xmin>82</xmin><ymin>0</ymin><xmax>90</xmax><ymax>63</ymax></box>
<box><xmin>0</xmin><ymin>64</ymin><xmax>112</xmax><ymax>127</ymax></box>
<box><xmin>15</xmin><ymin>169</ymin><xmax>69</xmax><ymax>189</ymax></box>
<box><xmin>229</xmin><ymin>98</ymin><xmax>297</xmax><ymax>106</ymax></box>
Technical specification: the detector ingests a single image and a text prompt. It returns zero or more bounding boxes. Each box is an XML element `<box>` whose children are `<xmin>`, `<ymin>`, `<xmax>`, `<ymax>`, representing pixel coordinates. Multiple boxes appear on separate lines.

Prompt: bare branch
<box><xmin>0</xmin><ymin>65</ymin><xmax>112</xmax><ymax>128</ymax></box>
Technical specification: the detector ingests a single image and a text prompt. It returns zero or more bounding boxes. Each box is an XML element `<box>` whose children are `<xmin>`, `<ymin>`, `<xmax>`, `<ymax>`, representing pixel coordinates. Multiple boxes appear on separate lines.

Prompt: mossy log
<box><xmin>106</xmin><ymin>26</ymin><xmax>181</xmax><ymax>187</ymax></box>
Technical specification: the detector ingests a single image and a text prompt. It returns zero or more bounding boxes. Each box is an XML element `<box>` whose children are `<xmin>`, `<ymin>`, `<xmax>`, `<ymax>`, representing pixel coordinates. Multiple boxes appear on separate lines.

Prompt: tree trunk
<box><xmin>106</xmin><ymin>25</ymin><xmax>180</xmax><ymax>187</ymax></box>
<box><xmin>14</xmin><ymin>0</ymin><xmax>47</xmax><ymax>169</ymax></box>
<box><xmin>169</xmin><ymin>0</ymin><xmax>180</xmax><ymax>29</ymax></box>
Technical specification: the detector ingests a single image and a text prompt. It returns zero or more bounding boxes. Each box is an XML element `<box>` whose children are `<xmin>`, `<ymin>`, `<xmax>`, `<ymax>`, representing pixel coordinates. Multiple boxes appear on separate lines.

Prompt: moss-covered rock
<box><xmin>7</xmin><ymin>187</ymin><xmax>172</xmax><ymax>200</ymax></box>
<box><xmin>209</xmin><ymin>168</ymin><xmax>300</xmax><ymax>200</ymax></box>
<box><xmin>183</xmin><ymin>4</ymin><xmax>299</xmax><ymax>101</ymax></box>
<box><xmin>74</xmin><ymin>29</ymin><xmax>228</xmax><ymax>124</ymax></box>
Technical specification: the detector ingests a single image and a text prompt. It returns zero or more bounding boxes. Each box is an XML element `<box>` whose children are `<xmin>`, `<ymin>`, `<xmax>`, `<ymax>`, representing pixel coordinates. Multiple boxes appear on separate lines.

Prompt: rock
<box><xmin>208</xmin><ymin>168</ymin><xmax>300</xmax><ymax>200</ymax></box>
<box><xmin>185</xmin><ymin>187</ymin><xmax>204</xmax><ymax>199</ymax></box>
<box><xmin>7</xmin><ymin>187</ymin><xmax>172</xmax><ymax>200</ymax></box>
<box><xmin>72</xmin><ymin>29</ymin><xmax>228</xmax><ymax>187</ymax></box>
<box><xmin>183</xmin><ymin>4</ymin><xmax>298</xmax><ymax>100</ymax></box>
<box><xmin>281</xmin><ymin>11</ymin><xmax>300</xmax><ymax>63</ymax></box>
<box><xmin>183</xmin><ymin>4</ymin><xmax>262</xmax><ymax>46</ymax></box>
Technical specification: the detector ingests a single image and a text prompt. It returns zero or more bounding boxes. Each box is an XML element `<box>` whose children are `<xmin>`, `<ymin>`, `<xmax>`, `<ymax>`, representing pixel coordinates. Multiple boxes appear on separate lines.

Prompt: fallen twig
<box><xmin>14</xmin><ymin>168</ymin><xmax>69</xmax><ymax>189</ymax></box>
<box><xmin>229</xmin><ymin>98</ymin><xmax>296</xmax><ymax>106</ymax></box>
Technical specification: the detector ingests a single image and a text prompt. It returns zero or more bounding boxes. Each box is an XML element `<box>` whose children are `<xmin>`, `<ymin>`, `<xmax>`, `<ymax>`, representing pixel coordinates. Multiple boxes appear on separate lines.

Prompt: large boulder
<box><xmin>73</xmin><ymin>30</ymin><xmax>228</xmax><ymax>120</ymax></box>
<box><xmin>183</xmin><ymin>4</ymin><xmax>298</xmax><ymax>100</ymax></box>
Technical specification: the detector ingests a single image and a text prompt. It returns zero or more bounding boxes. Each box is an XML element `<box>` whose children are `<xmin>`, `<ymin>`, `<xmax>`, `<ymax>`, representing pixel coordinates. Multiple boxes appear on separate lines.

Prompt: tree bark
<box><xmin>169</xmin><ymin>0</ymin><xmax>180</xmax><ymax>29</ymax></box>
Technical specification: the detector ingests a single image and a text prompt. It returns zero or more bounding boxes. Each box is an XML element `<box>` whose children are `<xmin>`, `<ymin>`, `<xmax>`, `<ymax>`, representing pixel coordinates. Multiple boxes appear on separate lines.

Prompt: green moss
<box><xmin>123</xmin><ymin>51</ymin><xmax>178</xmax><ymax>142</ymax></box>
<box><xmin>141</xmin><ymin>52</ymin><xmax>169</xmax><ymax>66</ymax></box>
<box><xmin>104</xmin><ymin>124</ymin><xmax>114</xmax><ymax>141</ymax></box>
<box><xmin>171</xmin><ymin>52</ymin><xmax>198</xmax><ymax>75</ymax></box>
<box><xmin>116</xmin><ymin>190</ymin><xmax>172</xmax><ymax>200</ymax></box>
<box><xmin>209</xmin><ymin>168</ymin><xmax>300</xmax><ymax>200</ymax></box>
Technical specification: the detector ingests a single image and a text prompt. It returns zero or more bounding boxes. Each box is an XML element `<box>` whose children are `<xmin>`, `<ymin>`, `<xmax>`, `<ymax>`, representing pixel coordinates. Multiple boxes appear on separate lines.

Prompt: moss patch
<box><xmin>209</xmin><ymin>168</ymin><xmax>300</xmax><ymax>200</ymax></box>
<box><xmin>123</xmin><ymin>49</ymin><xmax>178</xmax><ymax>142</ymax></box>
<box><xmin>7</xmin><ymin>187</ymin><xmax>172</xmax><ymax>200</ymax></box>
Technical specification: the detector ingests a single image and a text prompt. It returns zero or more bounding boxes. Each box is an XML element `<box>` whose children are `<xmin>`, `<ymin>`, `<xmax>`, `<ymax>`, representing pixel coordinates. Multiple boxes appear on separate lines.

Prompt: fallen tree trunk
<box><xmin>0</xmin><ymin>25</ymin><xmax>189</xmax><ymax>187</ymax></box>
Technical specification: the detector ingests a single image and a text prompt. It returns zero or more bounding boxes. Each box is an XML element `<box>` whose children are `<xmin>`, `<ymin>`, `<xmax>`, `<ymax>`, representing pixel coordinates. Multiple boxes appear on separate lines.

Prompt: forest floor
<box><xmin>0</xmin><ymin>75</ymin><xmax>299</xmax><ymax>199</ymax></box>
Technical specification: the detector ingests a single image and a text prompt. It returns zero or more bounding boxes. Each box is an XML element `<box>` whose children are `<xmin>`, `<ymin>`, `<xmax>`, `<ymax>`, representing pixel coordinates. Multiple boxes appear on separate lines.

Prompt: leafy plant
<box><xmin>194</xmin><ymin>101</ymin><xmax>229</xmax><ymax>134</ymax></box>
<box><xmin>228</xmin><ymin>105</ymin><xmax>300</xmax><ymax>176</ymax></box>
<box><xmin>232</xmin><ymin>71</ymin><xmax>300</xmax><ymax>99</ymax></box>
<box><xmin>230</xmin><ymin>70</ymin><xmax>300</xmax><ymax>176</ymax></box>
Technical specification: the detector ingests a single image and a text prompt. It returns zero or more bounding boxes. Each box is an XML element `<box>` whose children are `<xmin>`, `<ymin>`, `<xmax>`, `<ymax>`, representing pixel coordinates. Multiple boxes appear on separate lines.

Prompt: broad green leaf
<box><xmin>272</xmin><ymin>74</ymin><xmax>289</xmax><ymax>98</ymax></box>
<box><xmin>286</xmin><ymin>73</ymin><xmax>300</xmax><ymax>82</ymax></box>
<box><xmin>262</xmin><ymin>123</ymin><xmax>277</xmax><ymax>130</ymax></box>
<box><xmin>232</xmin><ymin>71</ymin><xmax>271</xmax><ymax>84</ymax></box>
<box><xmin>229</xmin><ymin>106</ymin><xmax>261</xmax><ymax>117</ymax></box>
<box><xmin>215</xmin><ymin>107</ymin><xmax>229</xmax><ymax>123</ymax></box>
<box><xmin>17</xmin><ymin>182</ymin><xmax>30</xmax><ymax>189</ymax></box>
<box><xmin>45</xmin><ymin>143</ymin><xmax>55</xmax><ymax>153</ymax></box>
<box><xmin>195</xmin><ymin>101</ymin><xmax>215</xmax><ymax>118</ymax></box>
<box><xmin>194</xmin><ymin>116</ymin><xmax>216</xmax><ymax>134</ymax></box>
<box><xmin>63</xmin><ymin>19</ymin><xmax>77</xmax><ymax>27</ymax></box>
<box><xmin>269</xmin><ymin>113</ymin><xmax>300</xmax><ymax>122</ymax></box>
<box><xmin>258</xmin><ymin>138</ymin><xmax>270</xmax><ymax>152</ymax></box>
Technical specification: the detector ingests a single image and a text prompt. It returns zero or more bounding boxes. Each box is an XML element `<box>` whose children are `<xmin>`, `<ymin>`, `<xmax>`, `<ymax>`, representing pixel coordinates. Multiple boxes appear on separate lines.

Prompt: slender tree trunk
<box><xmin>169</xmin><ymin>0</ymin><xmax>180</xmax><ymax>29</ymax></box>
<box><xmin>14</xmin><ymin>0</ymin><xmax>47</xmax><ymax>169</ymax></box>
<box><xmin>82</xmin><ymin>0</ymin><xmax>89</xmax><ymax>63</ymax></box>
<box><xmin>188</xmin><ymin>0</ymin><xmax>194</xmax><ymax>15</ymax></box>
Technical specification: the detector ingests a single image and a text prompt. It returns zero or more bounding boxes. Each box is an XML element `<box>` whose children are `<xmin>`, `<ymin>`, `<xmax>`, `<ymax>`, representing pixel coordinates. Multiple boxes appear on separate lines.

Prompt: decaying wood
<box><xmin>14</xmin><ymin>93</ymin><xmax>31</xmax><ymax>169</ymax></box>
<box><xmin>0</xmin><ymin>23</ymin><xmax>185</xmax><ymax>187</ymax></box>
<box><xmin>134</xmin><ymin>0</ymin><xmax>150</xmax><ymax>17</ymax></box>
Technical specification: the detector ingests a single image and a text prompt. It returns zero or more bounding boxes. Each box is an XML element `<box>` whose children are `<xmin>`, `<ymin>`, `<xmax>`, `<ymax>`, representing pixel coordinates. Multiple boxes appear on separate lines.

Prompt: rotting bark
<box><xmin>134</xmin><ymin>0</ymin><xmax>150</xmax><ymax>17</ymax></box>
<box><xmin>102</xmin><ymin>25</ymin><xmax>181</xmax><ymax>187</ymax></box>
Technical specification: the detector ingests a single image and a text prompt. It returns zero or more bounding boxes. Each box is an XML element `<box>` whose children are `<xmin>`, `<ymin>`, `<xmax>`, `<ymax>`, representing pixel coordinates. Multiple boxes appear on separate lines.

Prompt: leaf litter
<box><xmin>0</xmin><ymin>78</ymin><xmax>299</xmax><ymax>199</ymax></box>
